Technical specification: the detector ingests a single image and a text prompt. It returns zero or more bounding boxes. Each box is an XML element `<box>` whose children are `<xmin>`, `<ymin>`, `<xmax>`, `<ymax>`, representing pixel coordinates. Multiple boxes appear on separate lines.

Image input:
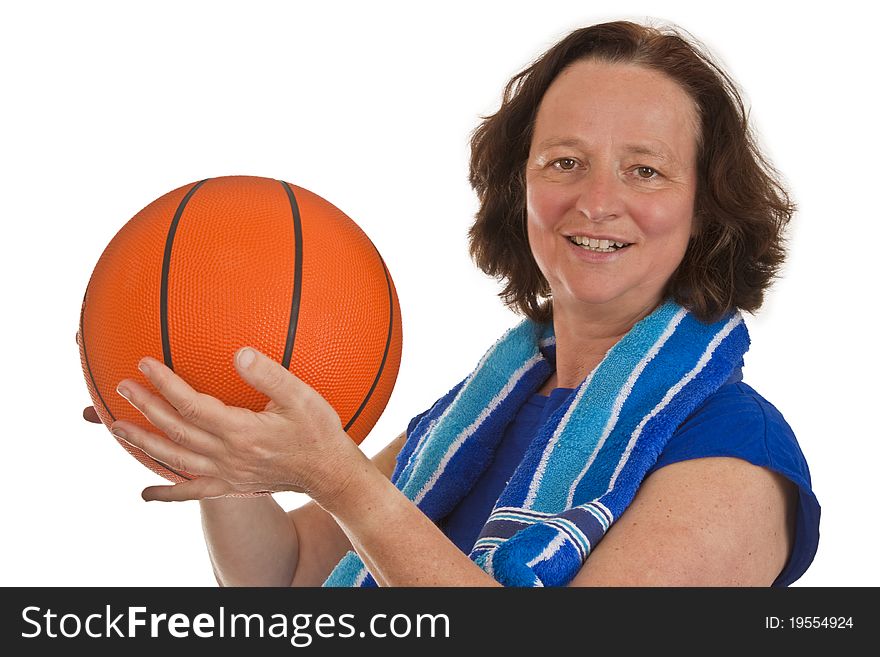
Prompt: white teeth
<box><xmin>569</xmin><ymin>236</ymin><xmax>630</xmax><ymax>252</ymax></box>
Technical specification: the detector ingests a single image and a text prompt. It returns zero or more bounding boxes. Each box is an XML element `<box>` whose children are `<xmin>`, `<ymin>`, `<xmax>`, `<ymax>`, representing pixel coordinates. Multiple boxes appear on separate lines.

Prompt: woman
<box><xmin>85</xmin><ymin>21</ymin><xmax>819</xmax><ymax>586</ymax></box>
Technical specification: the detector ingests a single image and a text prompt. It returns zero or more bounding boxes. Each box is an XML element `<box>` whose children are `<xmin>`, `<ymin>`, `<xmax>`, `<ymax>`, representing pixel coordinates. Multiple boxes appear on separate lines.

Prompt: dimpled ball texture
<box><xmin>77</xmin><ymin>175</ymin><xmax>402</xmax><ymax>483</ymax></box>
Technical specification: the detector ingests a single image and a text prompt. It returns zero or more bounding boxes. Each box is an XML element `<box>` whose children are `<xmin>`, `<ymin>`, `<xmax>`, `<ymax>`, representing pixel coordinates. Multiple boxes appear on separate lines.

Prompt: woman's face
<box><xmin>526</xmin><ymin>59</ymin><xmax>699</xmax><ymax>318</ymax></box>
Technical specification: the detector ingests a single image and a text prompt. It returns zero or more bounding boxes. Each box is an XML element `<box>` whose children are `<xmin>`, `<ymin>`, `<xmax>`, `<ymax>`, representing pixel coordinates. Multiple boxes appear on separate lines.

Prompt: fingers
<box><xmin>142</xmin><ymin>478</ymin><xmax>272</xmax><ymax>502</ymax></box>
<box><xmin>83</xmin><ymin>406</ymin><xmax>101</xmax><ymax>423</ymax></box>
<box><xmin>136</xmin><ymin>357</ymin><xmax>248</xmax><ymax>437</ymax></box>
<box><xmin>114</xmin><ymin>379</ymin><xmax>219</xmax><ymax>457</ymax></box>
<box><xmin>142</xmin><ymin>477</ymin><xmax>233</xmax><ymax>502</ymax></box>
<box><xmin>110</xmin><ymin>418</ymin><xmax>218</xmax><ymax>479</ymax></box>
<box><xmin>234</xmin><ymin>347</ymin><xmax>308</xmax><ymax>410</ymax></box>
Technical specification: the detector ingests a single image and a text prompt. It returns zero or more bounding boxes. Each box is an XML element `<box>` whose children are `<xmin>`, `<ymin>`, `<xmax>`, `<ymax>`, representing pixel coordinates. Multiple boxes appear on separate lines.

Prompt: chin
<box><xmin>552</xmin><ymin>278</ymin><xmax>663</xmax><ymax>315</ymax></box>
<box><xmin>557</xmin><ymin>288</ymin><xmax>630</xmax><ymax>309</ymax></box>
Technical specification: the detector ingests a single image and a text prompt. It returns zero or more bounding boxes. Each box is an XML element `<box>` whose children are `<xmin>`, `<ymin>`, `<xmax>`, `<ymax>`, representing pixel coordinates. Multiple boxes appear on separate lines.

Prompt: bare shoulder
<box><xmin>569</xmin><ymin>457</ymin><xmax>798</xmax><ymax>586</ymax></box>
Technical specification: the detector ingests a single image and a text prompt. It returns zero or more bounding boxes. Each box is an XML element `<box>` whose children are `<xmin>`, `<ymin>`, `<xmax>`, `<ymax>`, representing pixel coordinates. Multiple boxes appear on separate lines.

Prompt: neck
<box><xmin>546</xmin><ymin>297</ymin><xmax>663</xmax><ymax>391</ymax></box>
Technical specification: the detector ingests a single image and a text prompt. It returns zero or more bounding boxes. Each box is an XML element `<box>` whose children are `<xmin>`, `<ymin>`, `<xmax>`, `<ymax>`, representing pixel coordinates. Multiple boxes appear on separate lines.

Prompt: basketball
<box><xmin>77</xmin><ymin>175</ymin><xmax>403</xmax><ymax>483</ymax></box>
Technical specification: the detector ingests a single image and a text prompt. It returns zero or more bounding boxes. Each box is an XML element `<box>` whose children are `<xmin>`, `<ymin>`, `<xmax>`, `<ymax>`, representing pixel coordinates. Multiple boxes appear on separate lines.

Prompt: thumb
<box><xmin>234</xmin><ymin>347</ymin><xmax>308</xmax><ymax>410</ymax></box>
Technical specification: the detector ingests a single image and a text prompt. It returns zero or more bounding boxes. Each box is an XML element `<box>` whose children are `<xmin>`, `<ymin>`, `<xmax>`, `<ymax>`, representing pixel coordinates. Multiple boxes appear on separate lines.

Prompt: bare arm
<box><xmin>104</xmin><ymin>353</ymin><xmax>795</xmax><ymax>587</ymax></box>
<box><xmin>567</xmin><ymin>457</ymin><xmax>797</xmax><ymax>586</ymax></box>
<box><xmin>201</xmin><ymin>431</ymin><xmax>407</xmax><ymax>587</ymax></box>
<box><xmin>322</xmin><ymin>456</ymin><xmax>796</xmax><ymax>586</ymax></box>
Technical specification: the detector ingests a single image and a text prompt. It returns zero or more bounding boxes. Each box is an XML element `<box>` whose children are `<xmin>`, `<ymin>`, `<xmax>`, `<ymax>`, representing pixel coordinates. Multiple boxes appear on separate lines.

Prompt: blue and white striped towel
<box><xmin>324</xmin><ymin>300</ymin><xmax>750</xmax><ymax>586</ymax></box>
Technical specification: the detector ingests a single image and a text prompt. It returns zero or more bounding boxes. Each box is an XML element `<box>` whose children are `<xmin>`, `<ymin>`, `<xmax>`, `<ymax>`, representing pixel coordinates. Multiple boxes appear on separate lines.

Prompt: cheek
<box><xmin>635</xmin><ymin>195</ymin><xmax>694</xmax><ymax>254</ymax></box>
<box><xmin>525</xmin><ymin>212</ymin><xmax>551</xmax><ymax>276</ymax></box>
<box><xmin>525</xmin><ymin>181</ymin><xmax>566</xmax><ymax>274</ymax></box>
<box><xmin>526</xmin><ymin>178</ymin><xmax>572</xmax><ymax>230</ymax></box>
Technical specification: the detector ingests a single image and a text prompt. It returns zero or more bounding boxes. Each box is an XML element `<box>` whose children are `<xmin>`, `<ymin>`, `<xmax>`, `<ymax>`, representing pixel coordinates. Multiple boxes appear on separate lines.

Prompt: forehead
<box><xmin>532</xmin><ymin>59</ymin><xmax>700</xmax><ymax>160</ymax></box>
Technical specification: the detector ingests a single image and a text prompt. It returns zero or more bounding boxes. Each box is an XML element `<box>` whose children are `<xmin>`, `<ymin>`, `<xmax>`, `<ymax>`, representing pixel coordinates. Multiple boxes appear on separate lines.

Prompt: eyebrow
<box><xmin>533</xmin><ymin>137</ymin><xmax>583</xmax><ymax>151</ymax></box>
<box><xmin>533</xmin><ymin>138</ymin><xmax>675</xmax><ymax>163</ymax></box>
<box><xmin>622</xmin><ymin>144</ymin><xmax>673</xmax><ymax>163</ymax></box>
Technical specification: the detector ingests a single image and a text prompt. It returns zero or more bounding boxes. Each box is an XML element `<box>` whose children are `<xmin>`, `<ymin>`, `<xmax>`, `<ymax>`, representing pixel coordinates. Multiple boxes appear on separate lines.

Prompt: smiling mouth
<box><xmin>568</xmin><ymin>235</ymin><xmax>632</xmax><ymax>253</ymax></box>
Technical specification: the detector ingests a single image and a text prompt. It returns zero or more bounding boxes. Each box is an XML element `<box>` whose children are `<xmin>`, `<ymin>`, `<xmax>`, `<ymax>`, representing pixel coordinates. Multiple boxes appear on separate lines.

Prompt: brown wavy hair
<box><xmin>468</xmin><ymin>21</ymin><xmax>795</xmax><ymax>323</ymax></box>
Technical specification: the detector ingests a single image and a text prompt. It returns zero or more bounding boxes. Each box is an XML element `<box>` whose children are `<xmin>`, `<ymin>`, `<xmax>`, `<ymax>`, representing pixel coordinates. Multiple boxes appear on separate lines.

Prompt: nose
<box><xmin>575</xmin><ymin>167</ymin><xmax>624</xmax><ymax>222</ymax></box>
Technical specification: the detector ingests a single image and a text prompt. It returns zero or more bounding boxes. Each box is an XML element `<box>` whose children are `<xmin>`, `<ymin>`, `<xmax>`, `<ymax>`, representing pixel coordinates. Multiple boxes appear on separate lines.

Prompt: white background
<box><xmin>1</xmin><ymin>0</ymin><xmax>876</xmax><ymax>586</ymax></box>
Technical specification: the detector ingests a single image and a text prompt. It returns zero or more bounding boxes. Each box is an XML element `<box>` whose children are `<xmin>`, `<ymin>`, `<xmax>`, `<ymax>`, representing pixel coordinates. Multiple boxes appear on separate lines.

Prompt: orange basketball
<box><xmin>77</xmin><ymin>175</ymin><xmax>402</xmax><ymax>483</ymax></box>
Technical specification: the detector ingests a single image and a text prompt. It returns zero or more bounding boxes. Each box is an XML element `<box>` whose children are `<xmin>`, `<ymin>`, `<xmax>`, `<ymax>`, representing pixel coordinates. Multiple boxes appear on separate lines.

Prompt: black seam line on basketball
<box><xmin>80</xmin><ymin>287</ymin><xmax>192</xmax><ymax>481</ymax></box>
<box><xmin>279</xmin><ymin>181</ymin><xmax>303</xmax><ymax>370</ymax></box>
<box><xmin>160</xmin><ymin>178</ymin><xmax>210</xmax><ymax>371</ymax></box>
<box><xmin>344</xmin><ymin>251</ymin><xmax>395</xmax><ymax>432</ymax></box>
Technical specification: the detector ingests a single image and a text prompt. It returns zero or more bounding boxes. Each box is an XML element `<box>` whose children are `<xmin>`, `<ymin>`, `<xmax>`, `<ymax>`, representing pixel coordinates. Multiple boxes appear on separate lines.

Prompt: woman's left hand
<box><xmin>109</xmin><ymin>347</ymin><xmax>364</xmax><ymax>504</ymax></box>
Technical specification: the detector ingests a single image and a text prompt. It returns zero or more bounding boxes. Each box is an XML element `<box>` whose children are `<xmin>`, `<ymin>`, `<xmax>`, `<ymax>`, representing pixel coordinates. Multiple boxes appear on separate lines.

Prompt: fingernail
<box><xmin>111</xmin><ymin>426</ymin><xmax>127</xmax><ymax>440</ymax></box>
<box><xmin>116</xmin><ymin>384</ymin><xmax>131</xmax><ymax>400</ymax></box>
<box><xmin>237</xmin><ymin>347</ymin><xmax>256</xmax><ymax>369</ymax></box>
<box><xmin>138</xmin><ymin>359</ymin><xmax>151</xmax><ymax>376</ymax></box>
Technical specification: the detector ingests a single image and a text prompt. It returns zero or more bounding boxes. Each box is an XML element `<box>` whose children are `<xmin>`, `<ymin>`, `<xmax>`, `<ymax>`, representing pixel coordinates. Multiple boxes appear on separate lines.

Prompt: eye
<box><xmin>551</xmin><ymin>157</ymin><xmax>579</xmax><ymax>171</ymax></box>
<box><xmin>635</xmin><ymin>166</ymin><xmax>659</xmax><ymax>179</ymax></box>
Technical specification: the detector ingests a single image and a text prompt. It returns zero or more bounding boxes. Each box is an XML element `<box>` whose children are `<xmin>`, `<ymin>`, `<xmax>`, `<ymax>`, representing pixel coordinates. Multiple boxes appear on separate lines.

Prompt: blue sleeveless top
<box><xmin>408</xmin><ymin>367</ymin><xmax>820</xmax><ymax>587</ymax></box>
